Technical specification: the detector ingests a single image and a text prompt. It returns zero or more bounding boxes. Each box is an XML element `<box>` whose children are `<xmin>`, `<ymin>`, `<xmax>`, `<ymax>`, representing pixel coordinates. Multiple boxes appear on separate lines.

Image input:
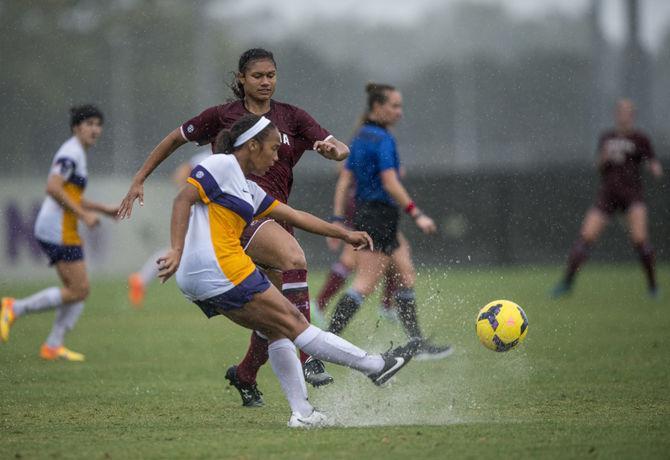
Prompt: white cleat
<box><xmin>287</xmin><ymin>410</ymin><xmax>330</xmax><ymax>429</ymax></box>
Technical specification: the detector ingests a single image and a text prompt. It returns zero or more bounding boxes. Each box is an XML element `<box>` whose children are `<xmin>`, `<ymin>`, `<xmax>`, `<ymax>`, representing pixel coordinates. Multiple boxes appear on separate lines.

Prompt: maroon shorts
<box><xmin>595</xmin><ymin>187</ymin><xmax>644</xmax><ymax>215</ymax></box>
<box><xmin>240</xmin><ymin>217</ymin><xmax>294</xmax><ymax>251</ymax></box>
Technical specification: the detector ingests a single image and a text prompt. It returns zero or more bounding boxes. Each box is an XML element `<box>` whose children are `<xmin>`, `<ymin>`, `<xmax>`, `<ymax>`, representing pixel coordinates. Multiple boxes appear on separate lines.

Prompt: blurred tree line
<box><xmin>1</xmin><ymin>0</ymin><xmax>668</xmax><ymax>177</ymax></box>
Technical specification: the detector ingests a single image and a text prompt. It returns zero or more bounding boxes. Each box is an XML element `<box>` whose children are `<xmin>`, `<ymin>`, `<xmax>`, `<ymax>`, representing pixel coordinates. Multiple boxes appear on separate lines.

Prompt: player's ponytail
<box><xmin>214</xmin><ymin>114</ymin><xmax>276</xmax><ymax>154</ymax></box>
<box><xmin>227</xmin><ymin>48</ymin><xmax>276</xmax><ymax>100</ymax></box>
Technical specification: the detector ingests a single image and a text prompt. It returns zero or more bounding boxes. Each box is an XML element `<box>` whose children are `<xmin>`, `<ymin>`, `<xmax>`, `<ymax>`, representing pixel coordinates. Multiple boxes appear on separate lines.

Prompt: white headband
<box><xmin>233</xmin><ymin>116</ymin><xmax>272</xmax><ymax>147</ymax></box>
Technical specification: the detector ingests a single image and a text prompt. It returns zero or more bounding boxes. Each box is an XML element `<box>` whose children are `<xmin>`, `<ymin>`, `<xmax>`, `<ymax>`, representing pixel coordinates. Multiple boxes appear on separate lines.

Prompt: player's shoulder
<box><xmin>358</xmin><ymin>122</ymin><xmax>392</xmax><ymax>143</ymax></box>
<box><xmin>54</xmin><ymin>136</ymin><xmax>85</xmax><ymax>161</ymax></box>
<box><xmin>631</xmin><ymin>129</ymin><xmax>652</xmax><ymax>143</ymax></box>
<box><xmin>199</xmin><ymin>152</ymin><xmax>235</xmax><ymax>170</ymax></box>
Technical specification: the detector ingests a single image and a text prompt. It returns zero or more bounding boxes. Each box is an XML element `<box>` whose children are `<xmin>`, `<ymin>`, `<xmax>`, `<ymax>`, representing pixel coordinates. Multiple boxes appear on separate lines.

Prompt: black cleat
<box><xmin>303</xmin><ymin>357</ymin><xmax>334</xmax><ymax>387</ymax></box>
<box><xmin>414</xmin><ymin>340</ymin><xmax>454</xmax><ymax>361</ymax></box>
<box><xmin>225</xmin><ymin>365</ymin><xmax>264</xmax><ymax>407</ymax></box>
<box><xmin>368</xmin><ymin>339</ymin><xmax>422</xmax><ymax>386</ymax></box>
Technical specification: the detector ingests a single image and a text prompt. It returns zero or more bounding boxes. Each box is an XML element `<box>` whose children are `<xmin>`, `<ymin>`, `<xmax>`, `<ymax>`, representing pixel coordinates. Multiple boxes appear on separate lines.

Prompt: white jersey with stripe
<box><xmin>34</xmin><ymin>136</ymin><xmax>88</xmax><ymax>245</ymax></box>
<box><xmin>176</xmin><ymin>154</ymin><xmax>279</xmax><ymax>301</ymax></box>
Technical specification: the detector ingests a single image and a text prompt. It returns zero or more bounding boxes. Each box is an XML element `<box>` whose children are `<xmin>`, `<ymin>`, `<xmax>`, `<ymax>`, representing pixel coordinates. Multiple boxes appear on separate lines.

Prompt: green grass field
<box><xmin>1</xmin><ymin>264</ymin><xmax>669</xmax><ymax>459</ymax></box>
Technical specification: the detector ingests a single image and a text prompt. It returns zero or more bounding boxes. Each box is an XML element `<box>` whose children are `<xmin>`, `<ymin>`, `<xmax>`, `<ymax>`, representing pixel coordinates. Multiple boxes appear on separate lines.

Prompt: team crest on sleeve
<box><xmin>187</xmin><ymin>124</ymin><xmax>195</xmax><ymax>134</ymax></box>
<box><xmin>195</xmin><ymin>170</ymin><xmax>204</xmax><ymax>179</ymax></box>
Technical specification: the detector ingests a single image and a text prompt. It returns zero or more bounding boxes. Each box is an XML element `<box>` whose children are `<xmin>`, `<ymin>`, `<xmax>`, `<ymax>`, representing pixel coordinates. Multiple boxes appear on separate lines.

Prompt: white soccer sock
<box><xmin>45</xmin><ymin>301</ymin><xmax>84</xmax><ymax>348</ymax></box>
<box><xmin>294</xmin><ymin>325</ymin><xmax>384</xmax><ymax>375</ymax></box>
<box><xmin>138</xmin><ymin>249</ymin><xmax>167</xmax><ymax>285</ymax></box>
<box><xmin>268</xmin><ymin>339</ymin><xmax>313</xmax><ymax>416</ymax></box>
<box><xmin>13</xmin><ymin>287</ymin><xmax>62</xmax><ymax>317</ymax></box>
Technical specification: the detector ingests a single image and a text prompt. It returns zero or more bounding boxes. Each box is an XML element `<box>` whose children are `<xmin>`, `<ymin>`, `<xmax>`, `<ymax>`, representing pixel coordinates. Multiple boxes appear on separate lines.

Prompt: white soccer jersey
<box><xmin>176</xmin><ymin>154</ymin><xmax>278</xmax><ymax>301</ymax></box>
<box><xmin>188</xmin><ymin>151</ymin><xmax>210</xmax><ymax>169</ymax></box>
<box><xmin>34</xmin><ymin>136</ymin><xmax>88</xmax><ymax>245</ymax></box>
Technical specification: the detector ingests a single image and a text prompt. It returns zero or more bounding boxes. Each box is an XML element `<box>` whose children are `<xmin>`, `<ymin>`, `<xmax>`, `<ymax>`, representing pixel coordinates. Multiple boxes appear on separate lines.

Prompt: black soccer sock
<box><xmin>394</xmin><ymin>287</ymin><xmax>423</xmax><ymax>340</ymax></box>
<box><xmin>327</xmin><ymin>289</ymin><xmax>364</xmax><ymax>335</ymax></box>
<box><xmin>565</xmin><ymin>238</ymin><xmax>592</xmax><ymax>285</ymax></box>
<box><xmin>634</xmin><ymin>241</ymin><xmax>657</xmax><ymax>291</ymax></box>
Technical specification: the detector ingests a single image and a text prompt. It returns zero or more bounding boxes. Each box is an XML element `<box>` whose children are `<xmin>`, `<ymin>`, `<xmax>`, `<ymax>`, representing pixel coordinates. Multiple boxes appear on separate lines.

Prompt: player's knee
<box><xmin>278</xmin><ymin>247</ymin><xmax>307</xmax><ymax>271</ymax></box>
<box><xmin>72</xmin><ymin>282</ymin><xmax>90</xmax><ymax>302</ymax></box>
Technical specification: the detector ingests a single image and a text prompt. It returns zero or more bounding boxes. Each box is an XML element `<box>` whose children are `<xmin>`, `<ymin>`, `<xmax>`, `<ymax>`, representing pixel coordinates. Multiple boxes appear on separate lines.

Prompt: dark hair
<box><xmin>354</xmin><ymin>82</ymin><xmax>396</xmax><ymax>130</ymax></box>
<box><xmin>70</xmin><ymin>104</ymin><xmax>103</xmax><ymax>128</ymax></box>
<box><xmin>228</xmin><ymin>48</ymin><xmax>276</xmax><ymax>100</ymax></box>
<box><xmin>214</xmin><ymin>114</ymin><xmax>276</xmax><ymax>154</ymax></box>
<box><xmin>365</xmin><ymin>82</ymin><xmax>395</xmax><ymax>113</ymax></box>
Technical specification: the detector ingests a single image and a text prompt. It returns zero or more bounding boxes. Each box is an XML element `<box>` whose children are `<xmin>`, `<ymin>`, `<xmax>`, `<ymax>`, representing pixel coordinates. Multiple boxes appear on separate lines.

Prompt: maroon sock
<box><xmin>283</xmin><ymin>269</ymin><xmax>311</xmax><ymax>364</ymax></box>
<box><xmin>381</xmin><ymin>268</ymin><xmax>399</xmax><ymax>310</ymax></box>
<box><xmin>634</xmin><ymin>242</ymin><xmax>657</xmax><ymax>290</ymax></box>
<box><xmin>317</xmin><ymin>262</ymin><xmax>350</xmax><ymax>311</ymax></box>
<box><xmin>565</xmin><ymin>238</ymin><xmax>591</xmax><ymax>285</ymax></box>
<box><xmin>235</xmin><ymin>331</ymin><xmax>269</xmax><ymax>385</ymax></box>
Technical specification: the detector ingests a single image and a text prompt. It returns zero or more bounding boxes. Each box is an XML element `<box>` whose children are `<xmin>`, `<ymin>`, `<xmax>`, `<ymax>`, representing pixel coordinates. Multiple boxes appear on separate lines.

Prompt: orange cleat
<box><xmin>39</xmin><ymin>344</ymin><xmax>85</xmax><ymax>362</ymax></box>
<box><xmin>128</xmin><ymin>273</ymin><xmax>146</xmax><ymax>308</ymax></box>
<box><xmin>1</xmin><ymin>297</ymin><xmax>16</xmax><ymax>343</ymax></box>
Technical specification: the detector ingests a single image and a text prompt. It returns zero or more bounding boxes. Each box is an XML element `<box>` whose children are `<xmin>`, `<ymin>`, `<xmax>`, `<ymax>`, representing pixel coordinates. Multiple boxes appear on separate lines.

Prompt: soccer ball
<box><xmin>475</xmin><ymin>300</ymin><xmax>528</xmax><ymax>352</ymax></box>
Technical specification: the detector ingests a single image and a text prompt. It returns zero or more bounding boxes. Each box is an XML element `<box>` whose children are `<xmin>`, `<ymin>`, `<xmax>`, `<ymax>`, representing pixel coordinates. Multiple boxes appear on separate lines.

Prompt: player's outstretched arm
<box><xmin>268</xmin><ymin>202</ymin><xmax>372</xmax><ymax>251</ymax></box>
<box><xmin>157</xmin><ymin>184</ymin><xmax>199</xmax><ymax>283</ymax></box>
<box><xmin>314</xmin><ymin>136</ymin><xmax>350</xmax><ymax>161</ymax></box>
<box><xmin>118</xmin><ymin>128</ymin><xmax>188</xmax><ymax>219</ymax></box>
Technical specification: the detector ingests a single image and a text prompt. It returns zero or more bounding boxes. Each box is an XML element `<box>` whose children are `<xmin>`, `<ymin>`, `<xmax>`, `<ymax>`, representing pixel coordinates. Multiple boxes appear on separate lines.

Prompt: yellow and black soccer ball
<box><xmin>476</xmin><ymin>300</ymin><xmax>528</xmax><ymax>352</ymax></box>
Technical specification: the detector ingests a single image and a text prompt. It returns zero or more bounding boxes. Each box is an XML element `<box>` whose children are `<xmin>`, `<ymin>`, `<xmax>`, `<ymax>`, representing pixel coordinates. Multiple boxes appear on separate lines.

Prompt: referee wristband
<box><xmin>404</xmin><ymin>201</ymin><xmax>416</xmax><ymax>214</ymax></box>
<box><xmin>329</xmin><ymin>215</ymin><xmax>346</xmax><ymax>223</ymax></box>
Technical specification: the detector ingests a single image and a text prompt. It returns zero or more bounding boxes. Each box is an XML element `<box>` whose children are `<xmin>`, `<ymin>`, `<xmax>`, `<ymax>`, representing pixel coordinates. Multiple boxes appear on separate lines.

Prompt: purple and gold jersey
<box><xmin>175</xmin><ymin>154</ymin><xmax>279</xmax><ymax>301</ymax></box>
<box><xmin>598</xmin><ymin>129</ymin><xmax>655</xmax><ymax>193</ymax></box>
<box><xmin>180</xmin><ymin>100</ymin><xmax>331</xmax><ymax>204</ymax></box>
<box><xmin>34</xmin><ymin>136</ymin><xmax>88</xmax><ymax>245</ymax></box>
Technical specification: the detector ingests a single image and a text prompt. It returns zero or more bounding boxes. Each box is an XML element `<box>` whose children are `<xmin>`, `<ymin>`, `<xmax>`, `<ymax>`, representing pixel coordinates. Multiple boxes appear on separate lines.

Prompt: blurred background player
<box><xmin>552</xmin><ymin>98</ymin><xmax>664</xmax><ymax>298</ymax></box>
<box><xmin>127</xmin><ymin>150</ymin><xmax>210</xmax><ymax>308</ymax></box>
<box><xmin>117</xmin><ymin>48</ymin><xmax>351</xmax><ymax>405</ymax></box>
<box><xmin>312</xmin><ymin>166</ymin><xmax>404</xmax><ymax>326</ymax></box>
<box><xmin>327</xmin><ymin>83</ymin><xmax>452</xmax><ymax>360</ymax></box>
<box><xmin>157</xmin><ymin>115</ymin><xmax>417</xmax><ymax>428</ymax></box>
<box><xmin>1</xmin><ymin>105</ymin><xmax>118</xmax><ymax>361</ymax></box>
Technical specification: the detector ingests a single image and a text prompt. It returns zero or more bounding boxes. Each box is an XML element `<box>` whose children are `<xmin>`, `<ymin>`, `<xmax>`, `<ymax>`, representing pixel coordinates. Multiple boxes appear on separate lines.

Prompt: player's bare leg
<box><xmin>390</xmin><ymin>238</ymin><xmax>452</xmax><ymax>360</ymax></box>
<box><xmin>553</xmin><ymin>207</ymin><xmax>609</xmax><ymax>298</ymax></box>
<box><xmin>626</xmin><ymin>203</ymin><xmax>657</xmax><ymax>296</ymax></box>
<box><xmin>221</xmin><ymin>283</ymin><xmax>416</xmax><ymax>426</ymax></box>
<box><xmin>232</xmin><ymin>220</ymin><xmax>333</xmax><ymax>392</ymax></box>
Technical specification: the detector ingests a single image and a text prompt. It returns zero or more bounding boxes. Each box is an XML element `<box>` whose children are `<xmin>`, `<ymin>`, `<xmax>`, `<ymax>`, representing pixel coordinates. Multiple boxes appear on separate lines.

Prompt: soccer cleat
<box><xmin>303</xmin><ymin>357</ymin><xmax>334</xmax><ymax>387</ymax></box>
<box><xmin>39</xmin><ymin>344</ymin><xmax>85</xmax><ymax>362</ymax></box>
<box><xmin>368</xmin><ymin>339</ymin><xmax>422</xmax><ymax>386</ymax></box>
<box><xmin>128</xmin><ymin>273</ymin><xmax>146</xmax><ymax>308</ymax></box>
<box><xmin>414</xmin><ymin>340</ymin><xmax>454</xmax><ymax>361</ymax></box>
<box><xmin>224</xmin><ymin>365</ymin><xmax>264</xmax><ymax>407</ymax></box>
<box><xmin>550</xmin><ymin>280</ymin><xmax>572</xmax><ymax>299</ymax></box>
<box><xmin>287</xmin><ymin>409</ymin><xmax>329</xmax><ymax>428</ymax></box>
<box><xmin>1</xmin><ymin>297</ymin><xmax>16</xmax><ymax>343</ymax></box>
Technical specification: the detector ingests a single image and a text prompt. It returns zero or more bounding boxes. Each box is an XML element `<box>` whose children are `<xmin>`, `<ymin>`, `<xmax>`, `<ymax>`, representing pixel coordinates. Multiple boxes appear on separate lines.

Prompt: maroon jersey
<box><xmin>180</xmin><ymin>100</ymin><xmax>331</xmax><ymax>203</ymax></box>
<box><xmin>597</xmin><ymin>129</ymin><xmax>655</xmax><ymax>193</ymax></box>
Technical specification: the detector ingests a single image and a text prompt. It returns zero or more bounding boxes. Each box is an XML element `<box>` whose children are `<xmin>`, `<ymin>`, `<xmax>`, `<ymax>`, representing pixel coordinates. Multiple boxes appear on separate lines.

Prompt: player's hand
<box><xmin>415</xmin><ymin>214</ymin><xmax>437</xmax><ymax>234</ymax></box>
<box><xmin>313</xmin><ymin>140</ymin><xmax>338</xmax><ymax>159</ymax></box>
<box><xmin>82</xmin><ymin>211</ymin><xmax>100</xmax><ymax>228</ymax></box>
<box><xmin>157</xmin><ymin>249</ymin><xmax>181</xmax><ymax>284</ymax></box>
<box><xmin>118</xmin><ymin>179</ymin><xmax>144</xmax><ymax>220</ymax></box>
<box><xmin>344</xmin><ymin>231</ymin><xmax>373</xmax><ymax>251</ymax></box>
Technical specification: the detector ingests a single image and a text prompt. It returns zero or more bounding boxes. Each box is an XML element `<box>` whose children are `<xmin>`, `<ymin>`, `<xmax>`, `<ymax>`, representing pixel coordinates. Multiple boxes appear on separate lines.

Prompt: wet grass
<box><xmin>1</xmin><ymin>263</ymin><xmax>668</xmax><ymax>459</ymax></box>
